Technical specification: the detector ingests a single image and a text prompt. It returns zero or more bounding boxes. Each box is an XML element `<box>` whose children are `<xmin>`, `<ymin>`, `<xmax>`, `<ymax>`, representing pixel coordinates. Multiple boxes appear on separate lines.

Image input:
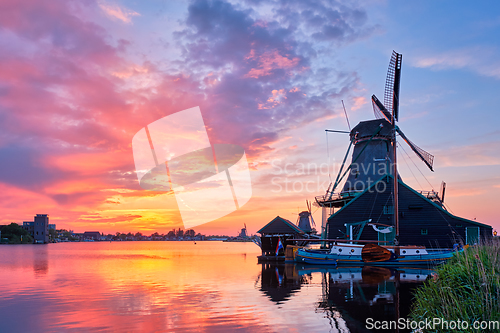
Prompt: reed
<box><xmin>410</xmin><ymin>239</ymin><xmax>500</xmax><ymax>332</ymax></box>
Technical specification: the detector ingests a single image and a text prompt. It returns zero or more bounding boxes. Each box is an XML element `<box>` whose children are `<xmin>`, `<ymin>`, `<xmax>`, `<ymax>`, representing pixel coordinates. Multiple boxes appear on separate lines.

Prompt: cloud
<box><xmin>98</xmin><ymin>1</ymin><xmax>140</xmax><ymax>24</ymax></box>
<box><xmin>0</xmin><ymin>0</ymin><xmax>122</xmax><ymax>64</ymax></box>
<box><xmin>350</xmin><ymin>96</ymin><xmax>367</xmax><ymax>111</ymax></box>
<box><xmin>249</xmin><ymin>0</ymin><xmax>373</xmax><ymax>43</ymax></box>
<box><xmin>411</xmin><ymin>47</ymin><xmax>500</xmax><ymax>79</ymax></box>
<box><xmin>436</xmin><ymin>141</ymin><xmax>500</xmax><ymax>168</ymax></box>
<box><xmin>244</xmin><ymin>49</ymin><xmax>301</xmax><ymax>78</ymax></box>
<box><xmin>77</xmin><ymin>213</ymin><xmax>143</xmax><ymax>223</ymax></box>
<box><xmin>0</xmin><ymin>0</ymin><xmax>374</xmax><ymax>232</ymax></box>
<box><xmin>0</xmin><ymin>145</ymin><xmax>61</xmax><ymax>190</ymax></box>
<box><xmin>173</xmin><ymin>0</ymin><xmax>368</xmax><ymax>160</ymax></box>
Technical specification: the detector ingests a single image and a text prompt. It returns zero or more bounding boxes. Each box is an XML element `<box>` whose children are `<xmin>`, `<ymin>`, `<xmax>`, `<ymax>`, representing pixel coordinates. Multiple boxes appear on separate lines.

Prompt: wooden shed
<box><xmin>257</xmin><ymin>216</ymin><xmax>304</xmax><ymax>260</ymax></box>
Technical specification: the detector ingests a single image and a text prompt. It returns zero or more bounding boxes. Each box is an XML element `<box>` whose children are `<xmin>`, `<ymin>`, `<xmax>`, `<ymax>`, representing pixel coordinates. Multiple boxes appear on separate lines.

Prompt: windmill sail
<box><xmin>306</xmin><ymin>200</ymin><xmax>316</xmax><ymax>227</ymax></box>
<box><xmin>384</xmin><ymin>51</ymin><xmax>402</xmax><ymax>121</ymax></box>
<box><xmin>372</xmin><ymin>94</ymin><xmax>393</xmax><ymax>123</ymax></box>
<box><xmin>396</xmin><ymin>128</ymin><xmax>434</xmax><ymax>171</ymax></box>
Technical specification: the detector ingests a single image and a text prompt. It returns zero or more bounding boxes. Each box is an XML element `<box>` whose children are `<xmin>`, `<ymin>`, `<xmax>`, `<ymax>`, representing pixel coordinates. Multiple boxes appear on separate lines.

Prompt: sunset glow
<box><xmin>1</xmin><ymin>0</ymin><xmax>499</xmax><ymax>235</ymax></box>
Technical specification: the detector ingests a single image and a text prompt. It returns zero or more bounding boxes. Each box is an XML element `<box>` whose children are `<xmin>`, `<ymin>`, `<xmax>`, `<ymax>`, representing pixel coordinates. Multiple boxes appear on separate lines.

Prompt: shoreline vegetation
<box><xmin>0</xmin><ymin>223</ymin><xmax>33</xmax><ymax>244</ymax></box>
<box><xmin>0</xmin><ymin>223</ymin><xmax>255</xmax><ymax>244</ymax></box>
<box><xmin>410</xmin><ymin>240</ymin><xmax>500</xmax><ymax>332</ymax></box>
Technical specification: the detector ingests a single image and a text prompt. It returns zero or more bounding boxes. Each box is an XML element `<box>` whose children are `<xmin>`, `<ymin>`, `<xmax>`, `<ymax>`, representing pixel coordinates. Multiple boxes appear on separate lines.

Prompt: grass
<box><xmin>410</xmin><ymin>239</ymin><xmax>500</xmax><ymax>332</ymax></box>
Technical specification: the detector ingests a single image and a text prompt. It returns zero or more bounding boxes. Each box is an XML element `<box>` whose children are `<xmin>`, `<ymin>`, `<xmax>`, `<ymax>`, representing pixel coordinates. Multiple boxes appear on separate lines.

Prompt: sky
<box><xmin>0</xmin><ymin>0</ymin><xmax>499</xmax><ymax>235</ymax></box>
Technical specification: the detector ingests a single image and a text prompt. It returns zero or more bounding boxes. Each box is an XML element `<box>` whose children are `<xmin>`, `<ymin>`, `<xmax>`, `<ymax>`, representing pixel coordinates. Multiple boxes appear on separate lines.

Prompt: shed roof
<box><xmin>257</xmin><ymin>216</ymin><xmax>304</xmax><ymax>234</ymax></box>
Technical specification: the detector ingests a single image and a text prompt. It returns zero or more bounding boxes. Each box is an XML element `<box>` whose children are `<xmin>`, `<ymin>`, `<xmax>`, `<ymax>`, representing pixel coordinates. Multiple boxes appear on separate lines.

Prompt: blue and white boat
<box><xmin>294</xmin><ymin>242</ymin><xmax>460</xmax><ymax>266</ymax></box>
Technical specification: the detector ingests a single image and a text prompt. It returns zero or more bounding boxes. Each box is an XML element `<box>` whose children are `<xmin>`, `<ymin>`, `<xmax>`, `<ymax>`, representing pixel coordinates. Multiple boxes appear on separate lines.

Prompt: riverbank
<box><xmin>410</xmin><ymin>240</ymin><xmax>500</xmax><ymax>331</ymax></box>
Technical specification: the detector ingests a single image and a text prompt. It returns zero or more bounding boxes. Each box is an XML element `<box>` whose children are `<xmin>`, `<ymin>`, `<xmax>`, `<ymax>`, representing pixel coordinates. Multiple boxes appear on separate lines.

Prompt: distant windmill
<box><xmin>297</xmin><ymin>200</ymin><xmax>316</xmax><ymax>233</ymax></box>
<box><xmin>238</xmin><ymin>224</ymin><xmax>248</xmax><ymax>238</ymax></box>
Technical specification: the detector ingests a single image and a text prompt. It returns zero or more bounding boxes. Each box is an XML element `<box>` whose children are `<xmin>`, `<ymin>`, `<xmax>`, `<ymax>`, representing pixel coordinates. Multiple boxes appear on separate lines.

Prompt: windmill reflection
<box><xmin>258</xmin><ymin>263</ymin><xmax>432</xmax><ymax>332</ymax></box>
<box><xmin>297</xmin><ymin>265</ymin><xmax>433</xmax><ymax>333</ymax></box>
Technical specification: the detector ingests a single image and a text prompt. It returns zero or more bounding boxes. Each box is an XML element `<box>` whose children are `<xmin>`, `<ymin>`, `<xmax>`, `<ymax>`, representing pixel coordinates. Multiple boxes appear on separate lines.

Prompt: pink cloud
<box><xmin>412</xmin><ymin>47</ymin><xmax>500</xmax><ymax>79</ymax></box>
<box><xmin>437</xmin><ymin>141</ymin><xmax>500</xmax><ymax>168</ymax></box>
<box><xmin>98</xmin><ymin>1</ymin><xmax>140</xmax><ymax>24</ymax></box>
<box><xmin>0</xmin><ymin>0</ymin><xmax>375</xmax><ymax>233</ymax></box>
<box><xmin>258</xmin><ymin>89</ymin><xmax>287</xmax><ymax>109</ymax></box>
<box><xmin>350</xmin><ymin>96</ymin><xmax>367</xmax><ymax>111</ymax></box>
<box><xmin>244</xmin><ymin>50</ymin><xmax>301</xmax><ymax>79</ymax></box>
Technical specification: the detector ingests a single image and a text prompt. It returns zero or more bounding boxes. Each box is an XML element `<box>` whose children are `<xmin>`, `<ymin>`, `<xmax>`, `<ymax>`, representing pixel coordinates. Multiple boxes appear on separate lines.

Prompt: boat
<box><xmin>296</xmin><ymin>51</ymin><xmax>467</xmax><ymax>266</ymax></box>
<box><xmin>295</xmin><ymin>241</ymin><xmax>463</xmax><ymax>265</ymax></box>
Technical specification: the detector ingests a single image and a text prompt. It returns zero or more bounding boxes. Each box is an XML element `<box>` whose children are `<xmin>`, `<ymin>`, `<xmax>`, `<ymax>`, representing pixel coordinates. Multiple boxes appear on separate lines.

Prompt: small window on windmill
<box><xmin>383</xmin><ymin>206</ymin><xmax>394</xmax><ymax>214</ymax></box>
<box><xmin>421</xmin><ymin>229</ymin><xmax>428</xmax><ymax>235</ymax></box>
<box><xmin>456</xmin><ymin>224</ymin><xmax>462</xmax><ymax>228</ymax></box>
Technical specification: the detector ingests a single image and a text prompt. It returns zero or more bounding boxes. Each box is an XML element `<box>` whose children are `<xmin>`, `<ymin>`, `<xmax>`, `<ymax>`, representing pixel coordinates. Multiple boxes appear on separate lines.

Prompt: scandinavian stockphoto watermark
<box><xmin>271</xmin><ymin>159</ymin><xmax>393</xmax><ymax>194</ymax></box>
<box><xmin>365</xmin><ymin>317</ymin><xmax>500</xmax><ymax>331</ymax></box>
<box><xmin>132</xmin><ymin>107</ymin><xmax>252</xmax><ymax>229</ymax></box>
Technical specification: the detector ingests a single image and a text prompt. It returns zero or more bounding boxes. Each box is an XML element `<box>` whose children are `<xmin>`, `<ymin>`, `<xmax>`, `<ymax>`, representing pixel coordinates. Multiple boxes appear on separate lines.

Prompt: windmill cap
<box><xmin>351</xmin><ymin>119</ymin><xmax>392</xmax><ymax>140</ymax></box>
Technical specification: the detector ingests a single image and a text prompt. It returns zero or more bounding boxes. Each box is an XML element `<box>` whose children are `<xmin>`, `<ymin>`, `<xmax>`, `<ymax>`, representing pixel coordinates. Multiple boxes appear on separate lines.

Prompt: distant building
<box><xmin>22</xmin><ymin>214</ymin><xmax>49</xmax><ymax>243</ymax></box>
<box><xmin>48</xmin><ymin>224</ymin><xmax>56</xmax><ymax>230</ymax></box>
<box><xmin>22</xmin><ymin>221</ymin><xmax>34</xmax><ymax>235</ymax></box>
<box><xmin>83</xmin><ymin>231</ymin><xmax>101</xmax><ymax>240</ymax></box>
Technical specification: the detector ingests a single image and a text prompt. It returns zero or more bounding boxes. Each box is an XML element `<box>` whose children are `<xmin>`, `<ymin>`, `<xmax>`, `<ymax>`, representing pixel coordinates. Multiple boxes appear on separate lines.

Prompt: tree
<box><xmin>49</xmin><ymin>228</ymin><xmax>57</xmax><ymax>242</ymax></box>
<box><xmin>57</xmin><ymin>229</ymin><xmax>77</xmax><ymax>241</ymax></box>
<box><xmin>1</xmin><ymin>223</ymin><xmax>33</xmax><ymax>244</ymax></box>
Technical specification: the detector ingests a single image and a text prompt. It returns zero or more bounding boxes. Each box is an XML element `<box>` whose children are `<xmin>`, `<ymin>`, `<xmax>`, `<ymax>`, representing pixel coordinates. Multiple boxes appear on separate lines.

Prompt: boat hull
<box><xmin>295</xmin><ymin>247</ymin><xmax>456</xmax><ymax>266</ymax></box>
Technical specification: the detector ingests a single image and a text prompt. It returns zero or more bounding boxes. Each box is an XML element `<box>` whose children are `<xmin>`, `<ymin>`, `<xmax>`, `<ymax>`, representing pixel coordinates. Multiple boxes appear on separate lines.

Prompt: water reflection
<box><xmin>0</xmin><ymin>243</ymin><xmax>433</xmax><ymax>332</ymax></box>
<box><xmin>296</xmin><ymin>265</ymin><xmax>433</xmax><ymax>333</ymax></box>
<box><xmin>258</xmin><ymin>263</ymin><xmax>307</xmax><ymax>304</ymax></box>
<box><xmin>32</xmin><ymin>245</ymin><xmax>49</xmax><ymax>277</ymax></box>
<box><xmin>258</xmin><ymin>263</ymin><xmax>433</xmax><ymax>332</ymax></box>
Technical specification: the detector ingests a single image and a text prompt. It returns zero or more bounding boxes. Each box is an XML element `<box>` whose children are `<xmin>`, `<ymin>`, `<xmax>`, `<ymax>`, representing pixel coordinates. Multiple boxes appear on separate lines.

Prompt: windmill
<box><xmin>238</xmin><ymin>224</ymin><xmax>248</xmax><ymax>238</ymax></box>
<box><xmin>371</xmin><ymin>50</ymin><xmax>435</xmax><ymax>243</ymax></box>
<box><xmin>317</xmin><ymin>51</ymin><xmax>434</xmax><ymax>202</ymax></box>
<box><xmin>297</xmin><ymin>50</ymin><xmax>493</xmax><ymax>256</ymax></box>
<box><xmin>297</xmin><ymin>200</ymin><xmax>316</xmax><ymax>233</ymax></box>
<box><xmin>315</xmin><ymin>51</ymin><xmax>439</xmax><ymax>243</ymax></box>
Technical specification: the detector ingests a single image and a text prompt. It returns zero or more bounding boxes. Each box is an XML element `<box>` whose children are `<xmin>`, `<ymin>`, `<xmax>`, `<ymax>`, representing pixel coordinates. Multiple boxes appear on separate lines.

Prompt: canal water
<box><xmin>0</xmin><ymin>242</ymin><xmax>431</xmax><ymax>332</ymax></box>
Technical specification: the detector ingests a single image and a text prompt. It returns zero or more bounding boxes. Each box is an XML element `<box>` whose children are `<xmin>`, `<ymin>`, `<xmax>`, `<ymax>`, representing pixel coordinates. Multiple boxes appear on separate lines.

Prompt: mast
<box><xmin>391</xmin><ymin>51</ymin><xmax>402</xmax><ymax>246</ymax></box>
<box><xmin>393</xmin><ymin>110</ymin><xmax>399</xmax><ymax>246</ymax></box>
